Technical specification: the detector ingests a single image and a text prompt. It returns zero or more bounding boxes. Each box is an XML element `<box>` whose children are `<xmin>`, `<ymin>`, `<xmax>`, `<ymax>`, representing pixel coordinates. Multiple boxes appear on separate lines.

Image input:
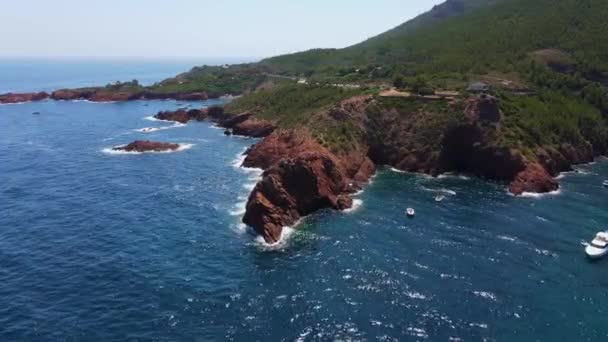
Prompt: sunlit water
<box><xmin>1</xmin><ymin>61</ymin><xmax>608</xmax><ymax>341</ymax></box>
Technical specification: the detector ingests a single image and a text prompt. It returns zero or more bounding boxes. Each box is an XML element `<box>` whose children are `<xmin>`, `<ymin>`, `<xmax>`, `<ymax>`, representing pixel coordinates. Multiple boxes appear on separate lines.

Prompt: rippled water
<box><xmin>2</xmin><ymin>63</ymin><xmax>608</xmax><ymax>341</ymax></box>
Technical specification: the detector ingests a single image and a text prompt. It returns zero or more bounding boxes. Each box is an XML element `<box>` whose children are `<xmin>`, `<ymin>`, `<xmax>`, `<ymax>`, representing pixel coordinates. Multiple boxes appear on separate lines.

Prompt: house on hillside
<box><xmin>467</xmin><ymin>82</ymin><xmax>490</xmax><ymax>93</ymax></box>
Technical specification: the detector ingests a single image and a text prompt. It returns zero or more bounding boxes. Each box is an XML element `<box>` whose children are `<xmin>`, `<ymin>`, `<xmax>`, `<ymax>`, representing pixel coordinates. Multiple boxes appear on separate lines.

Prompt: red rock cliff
<box><xmin>241</xmin><ymin>130</ymin><xmax>374</xmax><ymax>243</ymax></box>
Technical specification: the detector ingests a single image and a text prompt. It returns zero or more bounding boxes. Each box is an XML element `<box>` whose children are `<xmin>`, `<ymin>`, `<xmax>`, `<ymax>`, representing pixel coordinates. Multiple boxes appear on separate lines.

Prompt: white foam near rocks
<box><xmin>518</xmin><ymin>188</ymin><xmax>562</xmax><ymax>198</ymax></box>
<box><xmin>254</xmin><ymin>226</ymin><xmax>296</xmax><ymax>251</ymax></box>
<box><xmin>343</xmin><ymin>199</ymin><xmax>363</xmax><ymax>213</ymax></box>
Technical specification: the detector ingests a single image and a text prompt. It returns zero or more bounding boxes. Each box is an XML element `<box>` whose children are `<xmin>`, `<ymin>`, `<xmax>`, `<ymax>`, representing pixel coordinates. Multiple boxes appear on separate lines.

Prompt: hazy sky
<box><xmin>1</xmin><ymin>0</ymin><xmax>444</xmax><ymax>59</ymax></box>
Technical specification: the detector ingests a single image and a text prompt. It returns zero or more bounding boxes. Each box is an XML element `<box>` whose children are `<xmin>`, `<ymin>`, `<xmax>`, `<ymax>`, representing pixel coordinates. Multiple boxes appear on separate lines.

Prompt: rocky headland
<box><xmin>213</xmin><ymin>92</ymin><xmax>602</xmax><ymax>243</ymax></box>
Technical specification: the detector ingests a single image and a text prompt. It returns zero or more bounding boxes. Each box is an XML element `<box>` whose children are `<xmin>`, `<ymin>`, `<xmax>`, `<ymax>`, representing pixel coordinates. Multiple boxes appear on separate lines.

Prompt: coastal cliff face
<box><xmin>241</xmin><ymin>130</ymin><xmax>374</xmax><ymax>243</ymax></box>
<box><xmin>235</xmin><ymin>92</ymin><xmax>603</xmax><ymax>241</ymax></box>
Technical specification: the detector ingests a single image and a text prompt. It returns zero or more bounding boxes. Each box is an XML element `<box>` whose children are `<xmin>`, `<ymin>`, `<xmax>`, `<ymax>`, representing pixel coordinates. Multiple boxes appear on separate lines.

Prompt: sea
<box><xmin>1</xmin><ymin>58</ymin><xmax>607</xmax><ymax>341</ymax></box>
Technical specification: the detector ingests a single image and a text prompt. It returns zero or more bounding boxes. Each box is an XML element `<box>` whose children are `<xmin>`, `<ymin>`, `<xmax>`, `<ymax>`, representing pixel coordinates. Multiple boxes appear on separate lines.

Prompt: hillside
<box><xmin>218</xmin><ymin>0</ymin><xmax>608</xmax><ymax>241</ymax></box>
<box><xmin>261</xmin><ymin>0</ymin><xmax>608</xmax><ymax>82</ymax></box>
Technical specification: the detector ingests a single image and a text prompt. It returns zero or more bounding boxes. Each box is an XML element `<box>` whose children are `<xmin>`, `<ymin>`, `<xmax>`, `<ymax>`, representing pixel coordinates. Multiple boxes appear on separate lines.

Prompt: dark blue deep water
<box><xmin>1</xmin><ymin>61</ymin><xmax>608</xmax><ymax>341</ymax></box>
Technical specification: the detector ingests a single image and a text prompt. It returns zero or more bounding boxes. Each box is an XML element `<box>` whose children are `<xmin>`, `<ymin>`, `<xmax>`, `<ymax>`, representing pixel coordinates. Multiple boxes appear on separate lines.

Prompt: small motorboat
<box><xmin>32</xmin><ymin>111</ymin><xmax>40</xmax><ymax>115</ymax></box>
<box><xmin>435</xmin><ymin>195</ymin><xmax>445</xmax><ymax>202</ymax></box>
<box><xmin>603</xmin><ymin>180</ymin><xmax>608</xmax><ymax>188</ymax></box>
<box><xmin>406</xmin><ymin>208</ymin><xmax>415</xmax><ymax>218</ymax></box>
<box><xmin>585</xmin><ymin>231</ymin><xmax>608</xmax><ymax>259</ymax></box>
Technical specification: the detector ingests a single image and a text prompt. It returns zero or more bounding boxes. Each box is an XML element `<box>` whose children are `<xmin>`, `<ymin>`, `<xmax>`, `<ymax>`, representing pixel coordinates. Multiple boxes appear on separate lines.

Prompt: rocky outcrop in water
<box><xmin>243</xmin><ymin>149</ymin><xmax>355</xmax><ymax>243</ymax></box>
<box><xmin>240</xmin><ymin>130</ymin><xmax>374</xmax><ymax>243</ymax></box>
<box><xmin>0</xmin><ymin>92</ymin><xmax>49</xmax><ymax>104</ymax></box>
<box><xmin>154</xmin><ymin>108</ymin><xmax>208</xmax><ymax>123</ymax></box>
<box><xmin>113</xmin><ymin>140</ymin><xmax>180</xmax><ymax>153</ymax></box>
<box><xmin>509</xmin><ymin>162</ymin><xmax>558</xmax><ymax>195</ymax></box>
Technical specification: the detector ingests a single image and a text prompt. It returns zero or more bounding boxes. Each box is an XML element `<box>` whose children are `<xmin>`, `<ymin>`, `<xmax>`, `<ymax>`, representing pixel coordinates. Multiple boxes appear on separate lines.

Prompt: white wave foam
<box><xmin>390</xmin><ymin>167</ymin><xmax>406</xmax><ymax>173</ymax></box>
<box><xmin>497</xmin><ymin>235</ymin><xmax>517</xmax><ymax>242</ymax></box>
<box><xmin>144</xmin><ymin>116</ymin><xmax>161</xmax><ymax>122</ymax></box>
<box><xmin>405</xmin><ymin>291</ymin><xmax>427</xmax><ymax>300</ymax></box>
<box><xmin>407</xmin><ymin>327</ymin><xmax>429</xmax><ymax>339</ymax></box>
<box><xmin>438</xmin><ymin>173</ymin><xmax>470</xmax><ymax>180</ymax></box>
<box><xmin>101</xmin><ymin>143</ymin><xmax>194</xmax><ymax>155</ymax></box>
<box><xmin>135</xmin><ymin>123</ymin><xmax>185</xmax><ymax>133</ymax></box>
<box><xmin>343</xmin><ymin>199</ymin><xmax>363</xmax><ymax>213</ymax></box>
<box><xmin>518</xmin><ymin>189</ymin><xmax>562</xmax><ymax>198</ymax></box>
<box><xmin>473</xmin><ymin>291</ymin><xmax>498</xmax><ymax>301</ymax></box>
<box><xmin>231</xmin><ymin>151</ymin><xmax>247</xmax><ymax>168</ymax></box>
<box><xmin>255</xmin><ymin>226</ymin><xmax>296</xmax><ymax>250</ymax></box>
<box><xmin>468</xmin><ymin>322</ymin><xmax>488</xmax><ymax>329</ymax></box>
<box><xmin>229</xmin><ymin>201</ymin><xmax>247</xmax><ymax>217</ymax></box>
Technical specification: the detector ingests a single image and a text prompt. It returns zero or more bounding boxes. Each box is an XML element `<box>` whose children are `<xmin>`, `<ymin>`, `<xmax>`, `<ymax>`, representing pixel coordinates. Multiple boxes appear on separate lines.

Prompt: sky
<box><xmin>1</xmin><ymin>0</ymin><xmax>444</xmax><ymax>60</ymax></box>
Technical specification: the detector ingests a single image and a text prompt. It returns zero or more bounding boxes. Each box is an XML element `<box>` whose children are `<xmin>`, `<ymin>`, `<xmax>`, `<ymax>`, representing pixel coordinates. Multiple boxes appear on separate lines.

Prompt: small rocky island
<box><xmin>113</xmin><ymin>140</ymin><xmax>181</xmax><ymax>153</ymax></box>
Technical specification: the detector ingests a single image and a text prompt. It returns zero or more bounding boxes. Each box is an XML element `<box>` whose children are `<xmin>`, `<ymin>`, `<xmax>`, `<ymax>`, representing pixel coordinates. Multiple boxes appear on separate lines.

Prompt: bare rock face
<box><xmin>242</xmin><ymin>130</ymin><xmax>326</xmax><ymax>169</ymax></box>
<box><xmin>464</xmin><ymin>95</ymin><xmax>501</xmax><ymax>122</ymax></box>
<box><xmin>154</xmin><ymin>110</ymin><xmax>191</xmax><ymax>123</ymax></box>
<box><xmin>0</xmin><ymin>92</ymin><xmax>49</xmax><ymax>104</ymax></box>
<box><xmin>88</xmin><ymin>91</ymin><xmax>140</xmax><ymax>102</ymax></box>
<box><xmin>113</xmin><ymin>140</ymin><xmax>180</xmax><ymax>152</ymax></box>
<box><xmin>232</xmin><ymin>117</ymin><xmax>276</xmax><ymax>137</ymax></box>
<box><xmin>51</xmin><ymin>90</ymin><xmax>92</xmax><ymax>101</ymax></box>
<box><xmin>438</xmin><ymin>124</ymin><xmax>526</xmax><ymax>180</ymax></box>
<box><xmin>240</xmin><ymin>130</ymin><xmax>375</xmax><ymax>243</ymax></box>
<box><xmin>174</xmin><ymin>92</ymin><xmax>209</xmax><ymax>101</ymax></box>
<box><xmin>153</xmin><ymin>109</ymin><xmax>208</xmax><ymax>123</ymax></box>
<box><xmin>509</xmin><ymin>162</ymin><xmax>559</xmax><ymax>195</ymax></box>
<box><xmin>243</xmin><ymin>151</ymin><xmax>352</xmax><ymax>243</ymax></box>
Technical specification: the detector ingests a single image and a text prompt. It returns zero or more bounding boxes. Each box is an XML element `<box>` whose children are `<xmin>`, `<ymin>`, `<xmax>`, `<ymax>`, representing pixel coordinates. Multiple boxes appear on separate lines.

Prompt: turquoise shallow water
<box><xmin>1</xmin><ymin>61</ymin><xmax>608</xmax><ymax>341</ymax></box>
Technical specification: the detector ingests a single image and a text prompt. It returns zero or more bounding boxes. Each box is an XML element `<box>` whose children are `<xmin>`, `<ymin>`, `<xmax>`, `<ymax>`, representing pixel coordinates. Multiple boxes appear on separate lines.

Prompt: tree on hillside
<box><xmin>393</xmin><ymin>75</ymin><xmax>405</xmax><ymax>89</ymax></box>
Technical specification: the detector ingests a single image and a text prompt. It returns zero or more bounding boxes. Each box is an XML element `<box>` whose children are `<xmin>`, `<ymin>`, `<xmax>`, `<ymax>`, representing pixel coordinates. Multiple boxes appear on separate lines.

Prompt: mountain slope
<box><xmin>261</xmin><ymin>0</ymin><xmax>608</xmax><ymax>79</ymax></box>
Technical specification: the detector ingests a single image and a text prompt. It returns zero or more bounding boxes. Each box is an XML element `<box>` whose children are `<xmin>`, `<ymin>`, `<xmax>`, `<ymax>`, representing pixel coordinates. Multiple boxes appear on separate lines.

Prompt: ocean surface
<box><xmin>1</xmin><ymin>60</ymin><xmax>608</xmax><ymax>341</ymax></box>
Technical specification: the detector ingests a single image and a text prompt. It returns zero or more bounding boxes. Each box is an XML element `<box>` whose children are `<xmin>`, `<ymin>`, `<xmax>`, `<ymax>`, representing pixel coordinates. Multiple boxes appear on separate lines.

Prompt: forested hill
<box><xmin>260</xmin><ymin>0</ymin><xmax>608</xmax><ymax>79</ymax></box>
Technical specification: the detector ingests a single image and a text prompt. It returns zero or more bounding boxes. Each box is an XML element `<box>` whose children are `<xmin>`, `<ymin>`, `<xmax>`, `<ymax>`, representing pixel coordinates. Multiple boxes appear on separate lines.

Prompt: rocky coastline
<box><xmin>3</xmin><ymin>87</ymin><xmax>600</xmax><ymax>244</ymax></box>
<box><xmin>0</xmin><ymin>92</ymin><xmax>50</xmax><ymax>104</ymax></box>
<box><xmin>220</xmin><ymin>94</ymin><xmax>599</xmax><ymax>243</ymax></box>
<box><xmin>0</xmin><ymin>90</ymin><xmax>211</xmax><ymax>104</ymax></box>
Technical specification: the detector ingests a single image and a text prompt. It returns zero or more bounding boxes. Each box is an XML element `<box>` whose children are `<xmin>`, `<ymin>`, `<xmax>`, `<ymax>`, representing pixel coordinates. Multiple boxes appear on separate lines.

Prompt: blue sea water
<box><xmin>1</xmin><ymin>60</ymin><xmax>608</xmax><ymax>341</ymax></box>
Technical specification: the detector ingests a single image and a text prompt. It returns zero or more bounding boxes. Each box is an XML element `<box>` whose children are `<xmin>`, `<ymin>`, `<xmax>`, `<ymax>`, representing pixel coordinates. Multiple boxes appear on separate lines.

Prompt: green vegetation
<box><xmin>226</xmin><ymin>84</ymin><xmax>370</xmax><ymax>152</ymax></box>
<box><xmin>149</xmin><ymin>64</ymin><xmax>269</xmax><ymax>96</ymax></box>
<box><xmin>499</xmin><ymin>91</ymin><xmax>608</xmax><ymax>154</ymax></box>
<box><xmin>226</xmin><ymin>84</ymin><xmax>363</xmax><ymax>127</ymax></box>
<box><xmin>247</xmin><ymin>0</ymin><xmax>608</xmax><ymax>157</ymax></box>
<box><xmin>262</xmin><ymin>0</ymin><xmax>608</xmax><ymax>80</ymax></box>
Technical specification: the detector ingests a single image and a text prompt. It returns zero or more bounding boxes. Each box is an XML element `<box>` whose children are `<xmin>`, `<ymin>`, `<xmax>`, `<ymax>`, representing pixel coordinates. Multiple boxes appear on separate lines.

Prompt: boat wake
<box><xmin>421</xmin><ymin>186</ymin><xmax>457</xmax><ymax>196</ymax></box>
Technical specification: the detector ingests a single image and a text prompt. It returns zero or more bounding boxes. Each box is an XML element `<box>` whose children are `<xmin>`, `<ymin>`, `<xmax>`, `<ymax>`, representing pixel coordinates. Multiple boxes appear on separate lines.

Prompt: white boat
<box><xmin>585</xmin><ymin>231</ymin><xmax>608</xmax><ymax>259</ymax></box>
<box><xmin>603</xmin><ymin>180</ymin><xmax>608</xmax><ymax>188</ymax></box>
<box><xmin>435</xmin><ymin>195</ymin><xmax>445</xmax><ymax>202</ymax></box>
<box><xmin>406</xmin><ymin>208</ymin><xmax>415</xmax><ymax>218</ymax></box>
